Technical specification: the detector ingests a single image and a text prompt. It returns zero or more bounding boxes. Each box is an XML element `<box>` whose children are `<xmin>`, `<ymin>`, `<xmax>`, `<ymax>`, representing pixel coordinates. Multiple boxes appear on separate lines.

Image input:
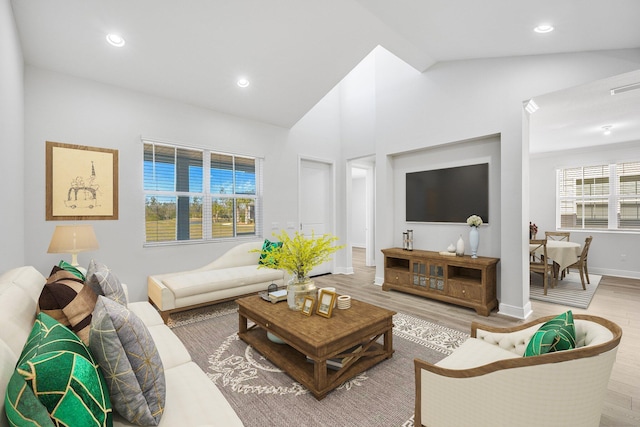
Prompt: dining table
<box><xmin>530</xmin><ymin>240</ymin><xmax>582</xmax><ymax>278</ymax></box>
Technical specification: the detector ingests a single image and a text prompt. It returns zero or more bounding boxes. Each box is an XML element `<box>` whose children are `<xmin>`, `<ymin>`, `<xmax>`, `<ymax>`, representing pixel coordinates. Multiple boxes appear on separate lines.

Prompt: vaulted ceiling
<box><xmin>11</xmin><ymin>0</ymin><xmax>640</xmax><ymax>148</ymax></box>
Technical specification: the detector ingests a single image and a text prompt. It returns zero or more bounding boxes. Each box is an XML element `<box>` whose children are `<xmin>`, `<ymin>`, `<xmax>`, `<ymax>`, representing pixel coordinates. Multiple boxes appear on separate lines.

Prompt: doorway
<box><xmin>299</xmin><ymin>157</ymin><xmax>334</xmax><ymax>276</ymax></box>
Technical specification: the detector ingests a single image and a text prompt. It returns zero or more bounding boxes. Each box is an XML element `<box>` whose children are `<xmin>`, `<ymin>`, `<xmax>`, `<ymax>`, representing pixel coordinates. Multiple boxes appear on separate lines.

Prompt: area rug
<box><xmin>530</xmin><ymin>271</ymin><xmax>601</xmax><ymax>309</ymax></box>
<box><xmin>169</xmin><ymin>303</ymin><xmax>468</xmax><ymax>427</ymax></box>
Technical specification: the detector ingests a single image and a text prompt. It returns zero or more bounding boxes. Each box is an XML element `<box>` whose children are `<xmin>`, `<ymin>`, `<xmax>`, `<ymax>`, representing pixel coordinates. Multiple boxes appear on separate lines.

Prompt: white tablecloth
<box><xmin>530</xmin><ymin>240</ymin><xmax>581</xmax><ymax>271</ymax></box>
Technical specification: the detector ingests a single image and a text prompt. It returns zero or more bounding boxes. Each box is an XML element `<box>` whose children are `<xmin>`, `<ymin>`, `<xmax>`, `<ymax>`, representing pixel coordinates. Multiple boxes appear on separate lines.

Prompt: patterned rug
<box><xmin>530</xmin><ymin>271</ymin><xmax>601</xmax><ymax>309</ymax></box>
<box><xmin>169</xmin><ymin>302</ymin><xmax>468</xmax><ymax>427</ymax></box>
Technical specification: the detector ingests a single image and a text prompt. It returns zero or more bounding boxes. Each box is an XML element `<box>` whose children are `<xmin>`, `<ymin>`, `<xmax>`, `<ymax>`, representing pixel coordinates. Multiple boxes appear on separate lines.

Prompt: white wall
<box><xmin>0</xmin><ymin>0</ymin><xmax>25</xmax><ymax>271</ymax></box>
<box><xmin>391</xmin><ymin>136</ymin><xmax>501</xmax><ymax>257</ymax></box>
<box><xmin>23</xmin><ymin>67</ymin><xmax>343</xmax><ymax>302</ymax></box>
<box><xmin>530</xmin><ymin>141</ymin><xmax>640</xmax><ymax>278</ymax></box>
<box><xmin>360</xmin><ymin>47</ymin><xmax>640</xmax><ymax>318</ymax></box>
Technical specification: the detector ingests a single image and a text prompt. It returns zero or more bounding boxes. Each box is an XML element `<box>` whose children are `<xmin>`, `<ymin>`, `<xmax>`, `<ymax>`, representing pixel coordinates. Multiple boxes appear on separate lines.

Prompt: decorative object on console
<box><xmin>406</xmin><ymin>229</ymin><xmax>413</xmax><ymax>251</ymax></box>
<box><xmin>466</xmin><ymin>214</ymin><xmax>483</xmax><ymax>259</ymax></box>
<box><xmin>255</xmin><ymin>230</ymin><xmax>344</xmax><ymax>311</ymax></box>
<box><xmin>455</xmin><ymin>235</ymin><xmax>465</xmax><ymax>256</ymax></box>
<box><xmin>402</xmin><ymin>231</ymin><xmax>408</xmax><ymax>250</ymax></box>
<box><xmin>447</xmin><ymin>243</ymin><xmax>456</xmax><ymax>253</ymax></box>
<box><xmin>47</xmin><ymin>224</ymin><xmax>99</xmax><ymax>267</ymax></box>
<box><xmin>529</xmin><ymin>221</ymin><xmax>538</xmax><ymax>239</ymax></box>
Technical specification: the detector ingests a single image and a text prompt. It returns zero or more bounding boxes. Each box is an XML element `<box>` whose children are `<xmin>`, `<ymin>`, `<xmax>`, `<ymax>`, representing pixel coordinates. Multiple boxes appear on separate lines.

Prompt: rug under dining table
<box><xmin>529</xmin><ymin>271</ymin><xmax>601</xmax><ymax>309</ymax></box>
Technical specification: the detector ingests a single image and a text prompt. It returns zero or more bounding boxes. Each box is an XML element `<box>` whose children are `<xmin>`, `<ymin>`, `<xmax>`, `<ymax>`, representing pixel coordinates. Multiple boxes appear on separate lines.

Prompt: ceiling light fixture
<box><xmin>533</xmin><ymin>24</ymin><xmax>554</xmax><ymax>34</ymax></box>
<box><xmin>610</xmin><ymin>82</ymin><xmax>640</xmax><ymax>95</ymax></box>
<box><xmin>602</xmin><ymin>125</ymin><xmax>612</xmax><ymax>135</ymax></box>
<box><xmin>106</xmin><ymin>33</ymin><xmax>125</xmax><ymax>47</ymax></box>
<box><xmin>237</xmin><ymin>78</ymin><xmax>250</xmax><ymax>88</ymax></box>
<box><xmin>524</xmin><ymin>99</ymin><xmax>539</xmax><ymax>114</ymax></box>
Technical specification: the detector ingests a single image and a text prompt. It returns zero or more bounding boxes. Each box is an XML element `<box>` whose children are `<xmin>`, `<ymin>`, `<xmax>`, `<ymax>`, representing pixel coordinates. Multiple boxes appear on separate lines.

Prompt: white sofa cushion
<box><xmin>436</xmin><ymin>338</ymin><xmax>520</xmax><ymax>369</ymax></box>
<box><xmin>162</xmin><ymin>265</ymin><xmax>282</xmax><ymax>299</ymax></box>
<box><xmin>113</xmin><ymin>362</ymin><xmax>244</xmax><ymax>427</ymax></box>
<box><xmin>146</xmin><ymin>324</ymin><xmax>193</xmax><ymax>370</ymax></box>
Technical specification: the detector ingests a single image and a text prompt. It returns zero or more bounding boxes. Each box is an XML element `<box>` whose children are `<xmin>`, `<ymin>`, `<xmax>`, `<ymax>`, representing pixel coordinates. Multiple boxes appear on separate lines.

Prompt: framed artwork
<box><xmin>301</xmin><ymin>296</ymin><xmax>315</xmax><ymax>316</ymax></box>
<box><xmin>46</xmin><ymin>141</ymin><xmax>119</xmax><ymax>220</ymax></box>
<box><xmin>316</xmin><ymin>289</ymin><xmax>337</xmax><ymax>318</ymax></box>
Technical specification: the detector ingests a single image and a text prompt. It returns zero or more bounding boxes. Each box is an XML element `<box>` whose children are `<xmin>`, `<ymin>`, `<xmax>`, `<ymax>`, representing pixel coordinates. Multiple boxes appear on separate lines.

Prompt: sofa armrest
<box><xmin>415</xmin><ymin>345</ymin><xmax>619</xmax><ymax>427</ymax></box>
<box><xmin>147</xmin><ymin>275</ymin><xmax>176</xmax><ymax>311</ymax></box>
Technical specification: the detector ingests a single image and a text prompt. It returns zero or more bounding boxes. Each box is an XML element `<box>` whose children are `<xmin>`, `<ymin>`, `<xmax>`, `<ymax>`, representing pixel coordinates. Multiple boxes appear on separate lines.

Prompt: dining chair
<box><xmin>545</xmin><ymin>231</ymin><xmax>570</xmax><ymax>241</ymax></box>
<box><xmin>565</xmin><ymin>236</ymin><xmax>593</xmax><ymax>290</ymax></box>
<box><xmin>544</xmin><ymin>231</ymin><xmax>571</xmax><ymax>278</ymax></box>
<box><xmin>529</xmin><ymin>239</ymin><xmax>555</xmax><ymax>295</ymax></box>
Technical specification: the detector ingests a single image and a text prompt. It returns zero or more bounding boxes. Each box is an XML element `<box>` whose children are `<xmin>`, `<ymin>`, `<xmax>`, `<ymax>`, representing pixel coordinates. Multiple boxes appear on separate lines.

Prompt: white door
<box><xmin>299</xmin><ymin>158</ymin><xmax>333</xmax><ymax>276</ymax></box>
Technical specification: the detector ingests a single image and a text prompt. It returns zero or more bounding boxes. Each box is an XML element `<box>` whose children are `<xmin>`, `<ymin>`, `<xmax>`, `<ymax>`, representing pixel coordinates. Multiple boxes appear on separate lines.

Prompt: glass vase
<box><xmin>286</xmin><ymin>276</ymin><xmax>316</xmax><ymax>311</ymax></box>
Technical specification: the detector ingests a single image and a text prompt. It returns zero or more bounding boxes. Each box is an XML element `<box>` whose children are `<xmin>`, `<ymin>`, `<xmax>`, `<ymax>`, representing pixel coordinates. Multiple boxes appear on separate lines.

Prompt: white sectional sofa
<box><xmin>0</xmin><ymin>266</ymin><xmax>244</xmax><ymax>427</ymax></box>
<box><xmin>148</xmin><ymin>241</ymin><xmax>285</xmax><ymax>322</ymax></box>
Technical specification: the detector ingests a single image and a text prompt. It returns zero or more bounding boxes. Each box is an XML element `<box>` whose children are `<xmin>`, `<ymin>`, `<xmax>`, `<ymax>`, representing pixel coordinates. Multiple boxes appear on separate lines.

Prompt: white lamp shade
<box><xmin>47</xmin><ymin>225</ymin><xmax>99</xmax><ymax>266</ymax></box>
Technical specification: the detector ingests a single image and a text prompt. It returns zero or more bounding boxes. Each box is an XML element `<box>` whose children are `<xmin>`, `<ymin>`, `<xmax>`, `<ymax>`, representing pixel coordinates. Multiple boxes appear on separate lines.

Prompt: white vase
<box><xmin>456</xmin><ymin>235</ymin><xmax>465</xmax><ymax>256</ymax></box>
<box><xmin>469</xmin><ymin>226</ymin><xmax>479</xmax><ymax>258</ymax></box>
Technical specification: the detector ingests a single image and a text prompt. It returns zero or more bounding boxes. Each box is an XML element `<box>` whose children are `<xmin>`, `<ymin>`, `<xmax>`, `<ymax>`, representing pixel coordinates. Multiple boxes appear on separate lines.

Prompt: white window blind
<box><xmin>557</xmin><ymin>161</ymin><xmax>640</xmax><ymax>231</ymax></box>
<box><xmin>143</xmin><ymin>140</ymin><xmax>263</xmax><ymax>244</ymax></box>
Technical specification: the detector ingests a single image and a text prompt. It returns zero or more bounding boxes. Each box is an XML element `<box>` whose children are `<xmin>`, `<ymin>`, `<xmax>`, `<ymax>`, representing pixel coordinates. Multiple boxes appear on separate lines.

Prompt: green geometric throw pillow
<box><xmin>259</xmin><ymin>239</ymin><xmax>283</xmax><ymax>266</ymax></box>
<box><xmin>524</xmin><ymin>310</ymin><xmax>576</xmax><ymax>357</ymax></box>
<box><xmin>58</xmin><ymin>259</ymin><xmax>86</xmax><ymax>281</ymax></box>
<box><xmin>4</xmin><ymin>313</ymin><xmax>112</xmax><ymax>427</ymax></box>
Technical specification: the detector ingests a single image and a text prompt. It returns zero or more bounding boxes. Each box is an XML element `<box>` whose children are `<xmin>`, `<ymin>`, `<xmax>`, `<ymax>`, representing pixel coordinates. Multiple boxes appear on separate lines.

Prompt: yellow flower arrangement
<box><xmin>256</xmin><ymin>230</ymin><xmax>344</xmax><ymax>280</ymax></box>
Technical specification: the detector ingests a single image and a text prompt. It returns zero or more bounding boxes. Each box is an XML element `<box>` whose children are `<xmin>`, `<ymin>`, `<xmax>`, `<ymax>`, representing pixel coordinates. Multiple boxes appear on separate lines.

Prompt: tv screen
<box><xmin>406</xmin><ymin>163</ymin><xmax>489</xmax><ymax>223</ymax></box>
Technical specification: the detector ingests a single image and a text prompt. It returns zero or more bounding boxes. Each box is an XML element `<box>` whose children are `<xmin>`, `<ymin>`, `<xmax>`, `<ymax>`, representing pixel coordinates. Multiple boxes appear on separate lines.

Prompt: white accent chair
<box><xmin>414</xmin><ymin>314</ymin><xmax>622</xmax><ymax>427</ymax></box>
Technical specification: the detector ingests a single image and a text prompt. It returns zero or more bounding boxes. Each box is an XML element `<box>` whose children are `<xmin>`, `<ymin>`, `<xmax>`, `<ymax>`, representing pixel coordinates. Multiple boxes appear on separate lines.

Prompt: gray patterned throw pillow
<box><xmin>89</xmin><ymin>296</ymin><xmax>166</xmax><ymax>425</ymax></box>
<box><xmin>86</xmin><ymin>259</ymin><xmax>127</xmax><ymax>305</ymax></box>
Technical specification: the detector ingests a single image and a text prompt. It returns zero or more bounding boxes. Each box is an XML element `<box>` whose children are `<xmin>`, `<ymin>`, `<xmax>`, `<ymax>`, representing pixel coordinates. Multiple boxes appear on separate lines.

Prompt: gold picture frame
<box><xmin>46</xmin><ymin>141</ymin><xmax>119</xmax><ymax>220</ymax></box>
<box><xmin>316</xmin><ymin>289</ymin><xmax>337</xmax><ymax>318</ymax></box>
<box><xmin>301</xmin><ymin>296</ymin><xmax>315</xmax><ymax>316</ymax></box>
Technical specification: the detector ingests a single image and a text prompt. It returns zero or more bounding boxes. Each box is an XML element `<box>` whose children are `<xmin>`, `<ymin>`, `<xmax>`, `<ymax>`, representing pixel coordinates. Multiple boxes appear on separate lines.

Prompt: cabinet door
<box><xmin>428</xmin><ymin>263</ymin><xmax>445</xmax><ymax>291</ymax></box>
<box><xmin>412</xmin><ymin>261</ymin><xmax>427</xmax><ymax>287</ymax></box>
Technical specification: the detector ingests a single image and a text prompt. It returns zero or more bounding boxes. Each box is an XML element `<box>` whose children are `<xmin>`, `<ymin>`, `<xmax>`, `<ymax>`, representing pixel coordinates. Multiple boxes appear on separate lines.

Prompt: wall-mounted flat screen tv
<box><xmin>406</xmin><ymin>163</ymin><xmax>489</xmax><ymax>223</ymax></box>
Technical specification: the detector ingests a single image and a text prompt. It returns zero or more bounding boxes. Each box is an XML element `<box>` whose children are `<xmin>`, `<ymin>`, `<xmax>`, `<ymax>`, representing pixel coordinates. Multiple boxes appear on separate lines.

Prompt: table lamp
<box><xmin>47</xmin><ymin>224</ymin><xmax>99</xmax><ymax>266</ymax></box>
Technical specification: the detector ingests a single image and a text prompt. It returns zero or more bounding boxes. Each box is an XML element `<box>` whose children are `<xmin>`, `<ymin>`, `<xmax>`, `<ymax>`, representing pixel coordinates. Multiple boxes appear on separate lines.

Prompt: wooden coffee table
<box><xmin>236</xmin><ymin>295</ymin><xmax>396</xmax><ymax>400</ymax></box>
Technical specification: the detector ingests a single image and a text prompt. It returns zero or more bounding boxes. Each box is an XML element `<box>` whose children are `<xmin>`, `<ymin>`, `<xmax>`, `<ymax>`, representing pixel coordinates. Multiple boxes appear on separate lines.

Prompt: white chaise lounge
<box><xmin>148</xmin><ymin>241</ymin><xmax>285</xmax><ymax>322</ymax></box>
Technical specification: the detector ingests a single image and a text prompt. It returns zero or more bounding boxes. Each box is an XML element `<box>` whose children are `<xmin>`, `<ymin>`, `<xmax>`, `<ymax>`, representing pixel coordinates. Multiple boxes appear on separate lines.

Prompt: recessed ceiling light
<box><xmin>237</xmin><ymin>78</ymin><xmax>250</xmax><ymax>88</ymax></box>
<box><xmin>534</xmin><ymin>24</ymin><xmax>554</xmax><ymax>34</ymax></box>
<box><xmin>106</xmin><ymin>33</ymin><xmax>125</xmax><ymax>47</ymax></box>
<box><xmin>602</xmin><ymin>125</ymin><xmax>612</xmax><ymax>135</ymax></box>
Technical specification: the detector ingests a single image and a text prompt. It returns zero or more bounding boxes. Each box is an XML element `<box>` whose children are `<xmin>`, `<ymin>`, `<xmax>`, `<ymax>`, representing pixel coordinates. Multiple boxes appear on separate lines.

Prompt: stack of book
<box><xmin>306</xmin><ymin>344</ymin><xmax>363</xmax><ymax>370</ymax></box>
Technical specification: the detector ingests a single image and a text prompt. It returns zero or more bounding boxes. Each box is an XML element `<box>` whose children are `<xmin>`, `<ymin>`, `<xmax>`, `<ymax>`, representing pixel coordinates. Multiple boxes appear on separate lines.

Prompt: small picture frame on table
<box><xmin>316</xmin><ymin>289</ymin><xmax>337</xmax><ymax>318</ymax></box>
<box><xmin>301</xmin><ymin>296</ymin><xmax>315</xmax><ymax>316</ymax></box>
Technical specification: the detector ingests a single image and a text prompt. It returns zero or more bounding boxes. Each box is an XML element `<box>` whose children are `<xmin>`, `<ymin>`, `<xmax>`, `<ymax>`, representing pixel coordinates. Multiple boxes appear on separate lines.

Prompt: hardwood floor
<box><xmin>314</xmin><ymin>248</ymin><xmax>640</xmax><ymax>426</ymax></box>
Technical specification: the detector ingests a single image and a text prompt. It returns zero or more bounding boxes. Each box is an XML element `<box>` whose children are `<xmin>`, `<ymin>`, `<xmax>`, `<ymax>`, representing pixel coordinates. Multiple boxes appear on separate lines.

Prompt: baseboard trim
<box><xmin>498</xmin><ymin>301</ymin><xmax>533</xmax><ymax>320</ymax></box>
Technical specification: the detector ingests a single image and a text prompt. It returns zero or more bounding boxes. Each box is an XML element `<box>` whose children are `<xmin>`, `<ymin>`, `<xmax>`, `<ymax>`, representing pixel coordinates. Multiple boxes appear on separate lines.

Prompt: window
<box><xmin>557</xmin><ymin>161</ymin><xmax>640</xmax><ymax>231</ymax></box>
<box><xmin>143</xmin><ymin>141</ymin><xmax>262</xmax><ymax>244</ymax></box>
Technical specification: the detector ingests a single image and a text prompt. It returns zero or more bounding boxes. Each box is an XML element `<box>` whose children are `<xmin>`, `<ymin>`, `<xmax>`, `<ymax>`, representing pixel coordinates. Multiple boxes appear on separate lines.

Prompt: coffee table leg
<box><xmin>238</xmin><ymin>311</ymin><xmax>248</xmax><ymax>334</ymax></box>
<box><xmin>314</xmin><ymin>359</ymin><xmax>328</xmax><ymax>392</ymax></box>
<box><xmin>384</xmin><ymin>327</ymin><xmax>393</xmax><ymax>359</ymax></box>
